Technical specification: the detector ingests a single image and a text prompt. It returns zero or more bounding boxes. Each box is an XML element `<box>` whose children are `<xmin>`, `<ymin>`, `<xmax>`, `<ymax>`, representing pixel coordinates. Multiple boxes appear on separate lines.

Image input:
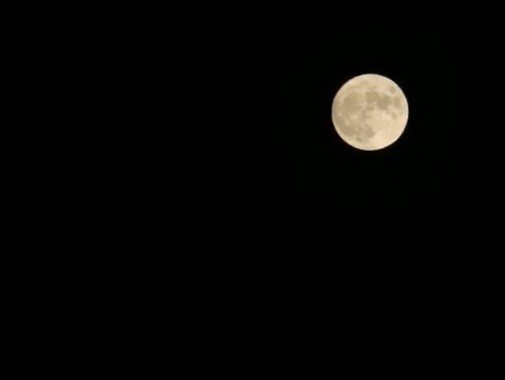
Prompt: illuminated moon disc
<box><xmin>331</xmin><ymin>74</ymin><xmax>409</xmax><ymax>151</ymax></box>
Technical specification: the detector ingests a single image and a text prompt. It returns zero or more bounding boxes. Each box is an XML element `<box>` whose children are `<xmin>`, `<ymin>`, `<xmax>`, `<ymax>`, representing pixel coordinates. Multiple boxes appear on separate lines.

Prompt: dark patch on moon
<box><xmin>376</xmin><ymin>94</ymin><xmax>392</xmax><ymax>110</ymax></box>
<box><xmin>365</xmin><ymin>91</ymin><xmax>379</xmax><ymax>104</ymax></box>
<box><xmin>392</xmin><ymin>96</ymin><xmax>402</xmax><ymax>110</ymax></box>
<box><xmin>341</xmin><ymin>91</ymin><xmax>362</xmax><ymax>113</ymax></box>
<box><xmin>365</xmin><ymin>90</ymin><xmax>392</xmax><ymax>110</ymax></box>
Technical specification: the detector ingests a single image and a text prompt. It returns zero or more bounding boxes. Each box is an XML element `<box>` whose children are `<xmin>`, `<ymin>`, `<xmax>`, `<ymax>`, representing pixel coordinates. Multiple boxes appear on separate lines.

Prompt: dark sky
<box><xmin>119</xmin><ymin>5</ymin><xmax>503</xmax><ymax>250</ymax></box>
<box><xmin>249</xmin><ymin>5</ymin><xmax>503</xmax><ymax>233</ymax></box>
<box><xmin>16</xmin><ymin>4</ymin><xmax>503</xmax><ymax>339</ymax></box>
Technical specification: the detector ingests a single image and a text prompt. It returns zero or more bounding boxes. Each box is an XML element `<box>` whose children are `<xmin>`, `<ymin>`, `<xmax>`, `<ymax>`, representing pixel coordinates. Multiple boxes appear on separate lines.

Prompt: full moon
<box><xmin>331</xmin><ymin>74</ymin><xmax>409</xmax><ymax>151</ymax></box>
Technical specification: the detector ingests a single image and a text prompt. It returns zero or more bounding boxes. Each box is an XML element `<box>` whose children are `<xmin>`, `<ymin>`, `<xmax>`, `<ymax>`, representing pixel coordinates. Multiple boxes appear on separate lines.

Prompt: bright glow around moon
<box><xmin>331</xmin><ymin>74</ymin><xmax>409</xmax><ymax>151</ymax></box>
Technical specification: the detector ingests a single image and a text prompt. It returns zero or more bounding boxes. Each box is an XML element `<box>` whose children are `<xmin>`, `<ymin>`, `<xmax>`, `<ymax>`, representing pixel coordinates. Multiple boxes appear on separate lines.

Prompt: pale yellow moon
<box><xmin>331</xmin><ymin>74</ymin><xmax>409</xmax><ymax>151</ymax></box>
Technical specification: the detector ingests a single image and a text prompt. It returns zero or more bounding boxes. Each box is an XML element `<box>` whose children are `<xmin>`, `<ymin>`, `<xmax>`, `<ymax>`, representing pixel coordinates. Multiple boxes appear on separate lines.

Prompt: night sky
<box><xmin>114</xmin><ymin>5</ymin><xmax>504</xmax><ymax>250</ymax></box>
<box><xmin>15</xmin><ymin>4</ymin><xmax>503</xmax><ymax>347</ymax></box>
<box><xmin>255</xmin><ymin>5</ymin><xmax>503</xmax><ymax>235</ymax></box>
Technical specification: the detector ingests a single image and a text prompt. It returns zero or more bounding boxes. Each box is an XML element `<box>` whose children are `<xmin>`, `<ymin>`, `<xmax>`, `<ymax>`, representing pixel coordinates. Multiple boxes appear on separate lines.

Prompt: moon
<box><xmin>331</xmin><ymin>74</ymin><xmax>409</xmax><ymax>151</ymax></box>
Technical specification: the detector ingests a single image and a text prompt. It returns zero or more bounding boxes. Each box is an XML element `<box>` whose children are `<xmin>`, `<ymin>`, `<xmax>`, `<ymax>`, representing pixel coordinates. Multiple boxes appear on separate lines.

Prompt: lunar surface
<box><xmin>331</xmin><ymin>74</ymin><xmax>409</xmax><ymax>151</ymax></box>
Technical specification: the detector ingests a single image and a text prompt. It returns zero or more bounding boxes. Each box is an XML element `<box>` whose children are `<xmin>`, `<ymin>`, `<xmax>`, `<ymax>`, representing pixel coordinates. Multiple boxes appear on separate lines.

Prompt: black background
<box><xmin>243</xmin><ymin>5</ymin><xmax>504</xmax><ymax>236</ymax></box>
<box><xmin>154</xmin><ymin>4</ymin><xmax>504</xmax><ymax>335</ymax></box>
<box><xmin>116</xmin><ymin>4</ymin><xmax>505</xmax><ymax>254</ymax></box>
<box><xmin>20</xmin><ymin>5</ymin><xmax>504</xmax><ymax>253</ymax></box>
<box><xmin>5</xmin><ymin>5</ymin><xmax>503</xmax><ymax>361</ymax></box>
<box><xmin>10</xmin><ymin>4</ymin><xmax>504</xmax><ymax>352</ymax></box>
